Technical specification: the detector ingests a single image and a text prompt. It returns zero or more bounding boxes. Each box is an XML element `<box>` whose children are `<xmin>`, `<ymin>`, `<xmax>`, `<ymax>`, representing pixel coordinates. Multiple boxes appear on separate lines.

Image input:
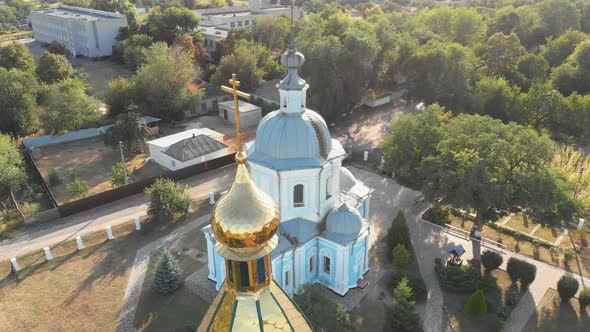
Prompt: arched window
<box><xmin>293</xmin><ymin>184</ymin><xmax>304</xmax><ymax>207</ymax></box>
<box><xmin>325</xmin><ymin>176</ymin><xmax>333</xmax><ymax>200</ymax></box>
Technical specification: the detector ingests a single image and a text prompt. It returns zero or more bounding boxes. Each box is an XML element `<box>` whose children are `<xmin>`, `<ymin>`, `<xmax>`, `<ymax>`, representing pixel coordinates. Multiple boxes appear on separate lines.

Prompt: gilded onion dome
<box><xmin>211</xmin><ymin>152</ymin><xmax>280</xmax><ymax>261</ymax></box>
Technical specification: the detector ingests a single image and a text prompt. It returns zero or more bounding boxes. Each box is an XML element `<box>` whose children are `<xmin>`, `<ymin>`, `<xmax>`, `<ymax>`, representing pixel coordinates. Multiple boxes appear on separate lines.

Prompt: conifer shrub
<box><xmin>47</xmin><ymin>169</ymin><xmax>61</xmax><ymax>187</ymax></box>
<box><xmin>392</xmin><ymin>243</ymin><xmax>412</xmax><ymax>267</ymax></box>
<box><xmin>388</xmin><ymin>277</ymin><xmax>423</xmax><ymax>332</ymax></box>
<box><xmin>466</xmin><ymin>289</ymin><xmax>488</xmax><ymax>317</ymax></box>
<box><xmin>481</xmin><ymin>250</ymin><xmax>503</xmax><ymax>272</ymax></box>
<box><xmin>579</xmin><ymin>287</ymin><xmax>590</xmax><ymax>308</ymax></box>
<box><xmin>387</xmin><ymin>211</ymin><xmax>412</xmax><ymax>252</ymax></box>
<box><xmin>519</xmin><ymin>261</ymin><xmax>536</xmax><ymax>287</ymax></box>
<box><xmin>153</xmin><ymin>250</ymin><xmax>184</xmax><ymax>294</ymax></box>
<box><xmin>390</xmin><ymin>273</ymin><xmax>428</xmax><ymax>302</ymax></box>
<box><xmin>557</xmin><ymin>275</ymin><xmax>579</xmax><ymax>302</ymax></box>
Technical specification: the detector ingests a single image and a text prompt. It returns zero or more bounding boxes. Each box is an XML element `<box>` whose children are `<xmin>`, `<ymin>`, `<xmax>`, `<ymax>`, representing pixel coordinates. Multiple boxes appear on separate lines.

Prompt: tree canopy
<box><xmin>0</xmin><ymin>133</ymin><xmax>26</xmax><ymax>193</ymax></box>
<box><xmin>146</xmin><ymin>7</ymin><xmax>200</xmax><ymax>44</ymax></box>
<box><xmin>0</xmin><ymin>68</ymin><xmax>38</xmax><ymax>137</ymax></box>
<box><xmin>103</xmin><ymin>111</ymin><xmax>150</xmax><ymax>155</ymax></box>
<box><xmin>36</xmin><ymin>52</ymin><xmax>73</xmax><ymax>84</ymax></box>
<box><xmin>0</xmin><ymin>42</ymin><xmax>34</xmax><ymax>72</ymax></box>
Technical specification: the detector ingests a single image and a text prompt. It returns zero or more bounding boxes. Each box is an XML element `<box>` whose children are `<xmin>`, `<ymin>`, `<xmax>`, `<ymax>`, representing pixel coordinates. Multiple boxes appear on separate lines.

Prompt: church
<box><xmin>202</xmin><ymin>35</ymin><xmax>372</xmax><ymax>298</ymax></box>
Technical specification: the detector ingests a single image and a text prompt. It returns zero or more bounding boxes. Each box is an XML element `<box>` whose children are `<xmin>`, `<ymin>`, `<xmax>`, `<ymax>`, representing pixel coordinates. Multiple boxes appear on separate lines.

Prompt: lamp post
<box><xmin>119</xmin><ymin>141</ymin><xmax>128</xmax><ymax>185</ymax></box>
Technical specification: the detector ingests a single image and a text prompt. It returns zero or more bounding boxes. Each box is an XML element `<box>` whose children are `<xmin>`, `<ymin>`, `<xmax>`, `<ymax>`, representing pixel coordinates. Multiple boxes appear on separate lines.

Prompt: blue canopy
<box><xmin>448</xmin><ymin>244</ymin><xmax>466</xmax><ymax>257</ymax></box>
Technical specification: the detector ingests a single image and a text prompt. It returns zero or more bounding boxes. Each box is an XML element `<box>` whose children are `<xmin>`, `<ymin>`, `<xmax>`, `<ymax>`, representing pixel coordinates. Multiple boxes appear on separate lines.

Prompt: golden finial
<box><xmin>221</xmin><ymin>74</ymin><xmax>251</xmax><ymax>164</ymax></box>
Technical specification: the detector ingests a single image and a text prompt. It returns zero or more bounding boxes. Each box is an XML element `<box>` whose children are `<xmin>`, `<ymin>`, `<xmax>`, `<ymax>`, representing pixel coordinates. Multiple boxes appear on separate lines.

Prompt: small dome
<box><xmin>325</xmin><ymin>202</ymin><xmax>363</xmax><ymax>236</ymax></box>
<box><xmin>254</xmin><ymin>110</ymin><xmax>332</xmax><ymax>160</ymax></box>
<box><xmin>280</xmin><ymin>48</ymin><xmax>305</xmax><ymax>69</ymax></box>
<box><xmin>211</xmin><ymin>162</ymin><xmax>280</xmax><ymax>260</ymax></box>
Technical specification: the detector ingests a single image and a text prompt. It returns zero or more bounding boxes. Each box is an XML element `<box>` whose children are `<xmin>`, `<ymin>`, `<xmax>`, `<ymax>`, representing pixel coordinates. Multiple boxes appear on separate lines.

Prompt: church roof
<box><xmin>274</xmin><ymin>218</ymin><xmax>321</xmax><ymax>255</ymax></box>
<box><xmin>164</xmin><ymin>134</ymin><xmax>227</xmax><ymax>162</ymax></box>
<box><xmin>198</xmin><ymin>281</ymin><xmax>313</xmax><ymax>332</ymax></box>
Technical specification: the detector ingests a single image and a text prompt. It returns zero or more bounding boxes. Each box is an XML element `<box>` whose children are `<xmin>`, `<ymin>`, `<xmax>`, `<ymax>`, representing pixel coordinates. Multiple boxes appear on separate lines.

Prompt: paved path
<box><xmin>0</xmin><ymin>165</ymin><xmax>236</xmax><ymax>261</ymax></box>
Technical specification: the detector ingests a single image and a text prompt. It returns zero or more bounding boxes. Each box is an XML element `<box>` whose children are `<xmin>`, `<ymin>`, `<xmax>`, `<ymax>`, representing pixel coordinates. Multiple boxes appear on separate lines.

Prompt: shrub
<box><xmin>389</xmin><ymin>277</ymin><xmax>423</xmax><ymax>332</ymax></box>
<box><xmin>564</xmin><ymin>249</ymin><xmax>577</xmax><ymax>264</ymax></box>
<box><xmin>557</xmin><ymin>275</ymin><xmax>579</xmax><ymax>302</ymax></box>
<box><xmin>66</xmin><ymin>178</ymin><xmax>89</xmax><ymax>199</ymax></box>
<box><xmin>153</xmin><ymin>250</ymin><xmax>183</xmax><ymax>294</ymax></box>
<box><xmin>495</xmin><ymin>317</ymin><xmax>505</xmax><ymax>332</ymax></box>
<box><xmin>505</xmin><ymin>288</ymin><xmax>519</xmax><ymax>306</ymax></box>
<box><xmin>497</xmin><ymin>305</ymin><xmax>512</xmax><ymax>320</ymax></box>
<box><xmin>66</xmin><ymin>169</ymin><xmax>77</xmax><ymax>182</ymax></box>
<box><xmin>435</xmin><ymin>261</ymin><xmax>482</xmax><ymax>293</ymax></box>
<box><xmin>466</xmin><ymin>289</ymin><xmax>488</xmax><ymax>317</ymax></box>
<box><xmin>579</xmin><ymin>287</ymin><xmax>590</xmax><ymax>308</ymax></box>
<box><xmin>390</xmin><ymin>273</ymin><xmax>428</xmax><ymax>302</ymax></box>
<box><xmin>481</xmin><ymin>250</ymin><xmax>503</xmax><ymax>272</ymax></box>
<box><xmin>506</xmin><ymin>258</ymin><xmax>520</xmax><ymax>283</ymax></box>
<box><xmin>110</xmin><ymin>162</ymin><xmax>131</xmax><ymax>188</ymax></box>
<box><xmin>387</xmin><ymin>211</ymin><xmax>411</xmax><ymax>251</ymax></box>
<box><xmin>424</xmin><ymin>205</ymin><xmax>451</xmax><ymax>225</ymax></box>
<box><xmin>519</xmin><ymin>262</ymin><xmax>536</xmax><ymax>287</ymax></box>
<box><xmin>392</xmin><ymin>244</ymin><xmax>412</xmax><ymax>267</ymax></box>
<box><xmin>47</xmin><ymin>169</ymin><xmax>61</xmax><ymax>187</ymax></box>
<box><xmin>145</xmin><ymin>178</ymin><xmax>191</xmax><ymax>221</ymax></box>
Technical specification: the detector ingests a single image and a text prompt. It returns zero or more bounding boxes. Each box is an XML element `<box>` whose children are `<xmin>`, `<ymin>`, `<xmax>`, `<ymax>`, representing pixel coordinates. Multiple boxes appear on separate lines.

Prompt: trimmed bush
<box><xmin>392</xmin><ymin>243</ymin><xmax>412</xmax><ymax>267</ymax></box>
<box><xmin>505</xmin><ymin>288</ymin><xmax>519</xmax><ymax>306</ymax></box>
<box><xmin>387</xmin><ymin>211</ymin><xmax>411</xmax><ymax>251</ymax></box>
<box><xmin>435</xmin><ymin>260</ymin><xmax>482</xmax><ymax>293</ymax></box>
<box><xmin>495</xmin><ymin>317</ymin><xmax>505</xmax><ymax>332</ymax></box>
<box><xmin>564</xmin><ymin>249</ymin><xmax>577</xmax><ymax>264</ymax></box>
<box><xmin>519</xmin><ymin>262</ymin><xmax>536</xmax><ymax>287</ymax></box>
<box><xmin>466</xmin><ymin>289</ymin><xmax>488</xmax><ymax>317</ymax></box>
<box><xmin>557</xmin><ymin>275</ymin><xmax>579</xmax><ymax>302</ymax></box>
<box><xmin>579</xmin><ymin>287</ymin><xmax>590</xmax><ymax>308</ymax></box>
<box><xmin>497</xmin><ymin>305</ymin><xmax>512</xmax><ymax>320</ymax></box>
<box><xmin>481</xmin><ymin>250</ymin><xmax>503</xmax><ymax>272</ymax></box>
<box><xmin>506</xmin><ymin>258</ymin><xmax>520</xmax><ymax>283</ymax></box>
<box><xmin>153</xmin><ymin>250</ymin><xmax>183</xmax><ymax>294</ymax></box>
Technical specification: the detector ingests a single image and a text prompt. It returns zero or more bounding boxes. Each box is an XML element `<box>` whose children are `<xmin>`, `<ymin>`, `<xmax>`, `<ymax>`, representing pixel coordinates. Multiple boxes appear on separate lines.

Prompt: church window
<box><xmin>245</xmin><ymin>20</ymin><xmax>250</xmax><ymax>26</ymax></box>
<box><xmin>325</xmin><ymin>176</ymin><xmax>333</xmax><ymax>200</ymax></box>
<box><xmin>283</xmin><ymin>96</ymin><xmax>288</xmax><ymax>108</ymax></box>
<box><xmin>230</xmin><ymin>22</ymin><xmax>235</xmax><ymax>28</ymax></box>
<box><xmin>323</xmin><ymin>256</ymin><xmax>331</xmax><ymax>274</ymax></box>
<box><xmin>257</xmin><ymin>258</ymin><xmax>266</xmax><ymax>283</ymax></box>
<box><xmin>309</xmin><ymin>255</ymin><xmax>316</xmax><ymax>274</ymax></box>
<box><xmin>239</xmin><ymin>261</ymin><xmax>250</xmax><ymax>287</ymax></box>
<box><xmin>285</xmin><ymin>270</ymin><xmax>290</xmax><ymax>286</ymax></box>
<box><xmin>293</xmin><ymin>184</ymin><xmax>304</xmax><ymax>207</ymax></box>
<box><xmin>238</xmin><ymin>21</ymin><xmax>243</xmax><ymax>27</ymax></box>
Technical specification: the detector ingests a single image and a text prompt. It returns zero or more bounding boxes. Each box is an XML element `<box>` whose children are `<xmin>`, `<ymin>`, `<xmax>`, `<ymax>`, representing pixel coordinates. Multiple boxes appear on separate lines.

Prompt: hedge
<box><xmin>434</xmin><ymin>259</ymin><xmax>482</xmax><ymax>293</ymax></box>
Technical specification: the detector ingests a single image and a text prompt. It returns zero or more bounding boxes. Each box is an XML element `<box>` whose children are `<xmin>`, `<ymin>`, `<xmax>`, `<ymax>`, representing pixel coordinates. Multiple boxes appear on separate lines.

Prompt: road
<box><xmin>0</xmin><ymin>164</ymin><xmax>237</xmax><ymax>261</ymax></box>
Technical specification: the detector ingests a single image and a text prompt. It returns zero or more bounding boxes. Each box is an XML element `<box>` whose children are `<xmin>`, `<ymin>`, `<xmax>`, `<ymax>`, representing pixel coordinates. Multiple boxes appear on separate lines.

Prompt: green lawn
<box><xmin>533</xmin><ymin>225</ymin><xmax>561</xmax><ymax>243</ymax></box>
<box><xmin>505</xmin><ymin>214</ymin><xmax>535</xmax><ymax>234</ymax></box>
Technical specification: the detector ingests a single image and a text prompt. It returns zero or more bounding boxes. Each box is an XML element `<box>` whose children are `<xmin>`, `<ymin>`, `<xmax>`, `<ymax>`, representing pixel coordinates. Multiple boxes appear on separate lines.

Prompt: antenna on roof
<box><xmin>289</xmin><ymin>0</ymin><xmax>295</xmax><ymax>50</ymax></box>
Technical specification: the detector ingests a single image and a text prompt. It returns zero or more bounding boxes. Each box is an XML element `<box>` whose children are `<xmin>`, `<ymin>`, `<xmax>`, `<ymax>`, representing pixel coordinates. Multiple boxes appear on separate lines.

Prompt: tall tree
<box><xmin>481</xmin><ymin>32</ymin><xmax>525</xmax><ymax>76</ymax></box>
<box><xmin>472</xmin><ymin>76</ymin><xmax>520</xmax><ymax>123</ymax></box>
<box><xmin>146</xmin><ymin>7</ymin><xmax>200</xmax><ymax>44</ymax></box>
<box><xmin>536</xmin><ymin>0</ymin><xmax>580</xmax><ymax>38</ymax></box>
<box><xmin>36</xmin><ymin>52</ymin><xmax>73</xmax><ymax>84</ymax></box>
<box><xmin>0</xmin><ymin>68</ymin><xmax>38</xmax><ymax>137</ymax></box>
<box><xmin>39</xmin><ymin>79</ymin><xmax>99</xmax><ymax>134</ymax></box>
<box><xmin>104</xmin><ymin>77</ymin><xmax>136</xmax><ymax>117</ymax></box>
<box><xmin>388</xmin><ymin>277</ymin><xmax>423</xmax><ymax>332</ymax></box>
<box><xmin>119</xmin><ymin>34</ymin><xmax>153</xmax><ymax>70</ymax></box>
<box><xmin>251</xmin><ymin>15</ymin><xmax>291</xmax><ymax>51</ymax></box>
<box><xmin>210</xmin><ymin>45</ymin><xmax>264</xmax><ymax>93</ymax></box>
<box><xmin>91</xmin><ymin>0</ymin><xmax>137</xmax><ymax>26</ymax></box>
<box><xmin>0</xmin><ymin>42</ymin><xmax>34</xmax><ymax>72</ymax></box>
<box><xmin>103</xmin><ymin>111</ymin><xmax>150</xmax><ymax>155</ymax></box>
<box><xmin>0</xmin><ymin>133</ymin><xmax>26</xmax><ymax>194</ymax></box>
<box><xmin>541</xmin><ymin>30</ymin><xmax>589</xmax><ymax>67</ymax></box>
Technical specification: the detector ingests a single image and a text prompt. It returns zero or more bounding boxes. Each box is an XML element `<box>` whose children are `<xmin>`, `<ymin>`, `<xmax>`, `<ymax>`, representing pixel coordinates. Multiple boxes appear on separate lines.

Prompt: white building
<box><xmin>203</xmin><ymin>37</ymin><xmax>373</xmax><ymax>298</ymax></box>
<box><xmin>147</xmin><ymin>128</ymin><xmax>227</xmax><ymax>171</ymax></box>
<box><xmin>195</xmin><ymin>0</ymin><xmax>304</xmax><ymax>55</ymax></box>
<box><xmin>218</xmin><ymin>99</ymin><xmax>262</xmax><ymax>128</ymax></box>
<box><xmin>30</xmin><ymin>6</ymin><xmax>127</xmax><ymax>57</ymax></box>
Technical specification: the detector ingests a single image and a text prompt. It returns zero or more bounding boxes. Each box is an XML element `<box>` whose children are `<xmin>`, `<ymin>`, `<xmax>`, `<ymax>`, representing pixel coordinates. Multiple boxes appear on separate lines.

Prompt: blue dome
<box><xmin>325</xmin><ymin>202</ymin><xmax>363</xmax><ymax>236</ymax></box>
<box><xmin>253</xmin><ymin>110</ymin><xmax>332</xmax><ymax>160</ymax></box>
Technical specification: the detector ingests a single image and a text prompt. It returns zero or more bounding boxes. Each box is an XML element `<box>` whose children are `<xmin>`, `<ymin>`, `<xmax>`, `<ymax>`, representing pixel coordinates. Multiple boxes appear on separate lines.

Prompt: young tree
<box><xmin>153</xmin><ymin>250</ymin><xmax>184</xmax><ymax>294</ymax></box>
<box><xmin>0</xmin><ymin>134</ymin><xmax>26</xmax><ymax>194</ymax></box>
<box><xmin>36</xmin><ymin>52</ymin><xmax>73</xmax><ymax>84</ymax></box>
<box><xmin>392</xmin><ymin>244</ymin><xmax>412</xmax><ymax>267</ymax></box>
<box><xmin>251</xmin><ymin>15</ymin><xmax>291</xmax><ymax>51</ymax></box>
<box><xmin>109</xmin><ymin>162</ymin><xmax>130</xmax><ymax>187</ymax></box>
<box><xmin>39</xmin><ymin>78</ymin><xmax>99</xmax><ymax>134</ymax></box>
<box><xmin>104</xmin><ymin>77</ymin><xmax>136</xmax><ymax>117</ymax></box>
<box><xmin>103</xmin><ymin>111</ymin><xmax>150</xmax><ymax>155</ymax></box>
<box><xmin>557</xmin><ymin>275</ymin><xmax>579</xmax><ymax>302</ymax></box>
<box><xmin>388</xmin><ymin>277</ymin><xmax>423</xmax><ymax>332</ymax></box>
<box><xmin>466</xmin><ymin>289</ymin><xmax>488</xmax><ymax>317</ymax></box>
<box><xmin>210</xmin><ymin>45</ymin><xmax>264</xmax><ymax>92</ymax></box>
<box><xmin>387</xmin><ymin>211</ymin><xmax>412</xmax><ymax>251</ymax></box>
<box><xmin>0</xmin><ymin>42</ymin><xmax>35</xmax><ymax>71</ymax></box>
<box><xmin>119</xmin><ymin>34</ymin><xmax>153</xmax><ymax>70</ymax></box>
<box><xmin>0</xmin><ymin>68</ymin><xmax>38</xmax><ymax>137</ymax></box>
<box><xmin>66</xmin><ymin>178</ymin><xmax>89</xmax><ymax>199</ymax></box>
<box><xmin>146</xmin><ymin>7</ymin><xmax>200</xmax><ymax>44</ymax></box>
<box><xmin>134</xmin><ymin>43</ymin><xmax>201</xmax><ymax>120</ymax></box>
<box><xmin>472</xmin><ymin>76</ymin><xmax>520</xmax><ymax>123</ymax></box>
<box><xmin>145</xmin><ymin>178</ymin><xmax>191</xmax><ymax>221</ymax></box>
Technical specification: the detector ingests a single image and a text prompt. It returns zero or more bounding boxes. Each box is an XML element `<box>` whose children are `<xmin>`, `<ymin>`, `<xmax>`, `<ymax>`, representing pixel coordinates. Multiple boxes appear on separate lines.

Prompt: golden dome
<box><xmin>211</xmin><ymin>159</ymin><xmax>280</xmax><ymax>261</ymax></box>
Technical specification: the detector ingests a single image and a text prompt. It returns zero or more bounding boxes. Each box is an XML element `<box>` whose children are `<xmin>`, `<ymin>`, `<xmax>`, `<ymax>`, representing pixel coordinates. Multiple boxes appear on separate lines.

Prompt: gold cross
<box><xmin>221</xmin><ymin>73</ymin><xmax>251</xmax><ymax>153</ymax></box>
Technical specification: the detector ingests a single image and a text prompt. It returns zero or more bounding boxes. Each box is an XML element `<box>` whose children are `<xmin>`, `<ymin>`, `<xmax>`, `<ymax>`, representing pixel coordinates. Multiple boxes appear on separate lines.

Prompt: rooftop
<box><xmin>34</xmin><ymin>5</ymin><xmax>127</xmax><ymax>21</ymax></box>
<box><xmin>164</xmin><ymin>134</ymin><xmax>227</xmax><ymax>162</ymax></box>
<box><xmin>218</xmin><ymin>100</ymin><xmax>261</xmax><ymax>113</ymax></box>
<box><xmin>147</xmin><ymin>128</ymin><xmax>223</xmax><ymax>149</ymax></box>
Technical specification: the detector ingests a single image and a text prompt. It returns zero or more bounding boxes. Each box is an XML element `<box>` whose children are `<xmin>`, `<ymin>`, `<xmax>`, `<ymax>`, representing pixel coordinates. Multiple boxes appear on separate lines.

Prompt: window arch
<box><xmin>293</xmin><ymin>184</ymin><xmax>304</xmax><ymax>207</ymax></box>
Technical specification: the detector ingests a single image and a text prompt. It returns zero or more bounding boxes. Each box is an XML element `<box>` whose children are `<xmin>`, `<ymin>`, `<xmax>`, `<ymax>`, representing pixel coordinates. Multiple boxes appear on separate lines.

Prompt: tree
<box><xmin>387</xmin><ymin>211</ymin><xmax>412</xmax><ymax>252</ymax></box>
<box><xmin>0</xmin><ymin>68</ymin><xmax>38</xmax><ymax>137</ymax></box>
<box><xmin>91</xmin><ymin>0</ymin><xmax>137</xmax><ymax>26</ymax></box>
<box><xmin>579</xmin><ymin>287</ymin><xmax>590</xmax><ymax>308</ymax></box>
<box><xmin>36</xmin><ymin>52</ymin><xmax>73</xmax><ymax>84</ymax></box>
<box><xmin>110</xmin><ymin>162</ymin><xmax>130</xmax><ymax>187</ymax></box>
<box><xmin>381</xmin><ymin>104</ymin><xmax>449</xmax><ymax>188</ymax></box>
<box><xmin>39</xmin><ymin>79</ymin><xmax>99</xmax><ymax>134</ymax></box>
<box><xmin>145</xmin><ymin>178</ymin><xmax>191</xmax><ymax>221</ymax></box>
<box><xmin>541</xmin><ymin>30</ymin><xmax>588</xmax><ymax>67</ymax></box>
<box><xmin>66</xmin><ymin>178</ymin><xmax>89</xmax><ymax>199</ymax></box>
<box><xmin>481</xmin><ymin>250</ymin><xmax>503</xmax><ymax>272</ymax></box>
<box><xmin>134</xmin><ymin>43</ymin><xmax>201</xmax><ymax>120</ymax></box>
<box><xmin>392</xmin><ymin>244</ymin><xmax>412</xmax><ymax>267</ymax></box>
<box><xmin>551</xmin><ymin>63</ymin><xmax>579</xmax><ymax>96</ymax></box>
<box><xmin>0</xmin><ymin>7</ymin><xmax>17</xmax><ymax>32</ymax></box>
<box><xmin>536</xmin><ymin>0</ymin><xmax>580</xmax><ymax>38</ymax></box>
<box><xmin>466</xmin><ymin>289</ymin><xmax>488</xmax><ymax>317</ymax></box>
<box><xmin>570</xmin><ymin>40</ymin><xmax>590</xmax><ymax>93</ymax></box>
<box><xmin>417</xmin><ymin>7</ymin><xmax>485</xmax><ymax>46</ymax></box>
<box><xmin>506</xmin><ymin>257</ymin><xmax>520</xmax><ymax>283</ymax></box>
<box><xmin>146</xmin><ymin>7</ymin><xmax>199</xmax><ymax>44</ymax></box>
<box><xmin>46</xmin><ymin>41</ymin><xmax>70</xmax><ymax>56</ymax></box>
<box><xmin>557</xmin><ymin>275</ymin><xmax>579</xmax><ymax>302</ymax></box>
<box><xmin>518</xmin><ymin>81</ymin><xmax>562</xmax><ymax>133</ymax></box>
<box><xmin>517</xmin><ymin>53</ymin><xmax>549</xmax><ymax>85</ymax></box>
<box><xmin>481</xmin><ymin>33</ymin><xmax>525</xmax><ymax>76</ymax></box>
<box><xmin>104</xmin><ymin>111</ymin><xmax>150</xmax><ymax>155</ymax></box>
<box><xmin>294</xmin><ymin>285</ymin><xmax>355</xmax><ymax>331</ymax></box>
<box><xmin>0</xmin><ymin>42</ymin><xmax>34</xmax><ymax>71</ymax></box>
<box><xmin>388</xmin><ymin>277</ymin><xmax>423</xmax><ymax>332</ymax></box>
<box><xmin>104</xmin><ymin>77</ymin><xmax>136</xmax><ymax>117</ymax></box>
<box><xmin>472</xmin><ymin>76</ymin><xmax>520</xmax><ymax>123</ymax></box>
<box><xmin>62</xmin><ymin>0</ymin><xmax>89</xmax><ymax>7</ymax></box>
<box><xmin>173</xmin><ymin>33</ymin><xmax>195</xmax><ymax>61</ymax></box>
<box><xmin>0</xmin><ymin>133</ymin><xmax>26</xmax><ymax>194</ymax></box>
<box><xmin>119</xmin><ymin>34</ymin><xmax>153</xmax><ymax>70</ymax></box>
<box><xmin>210</xmin><ymin>45</ymin><xmax>264</xmax><ymax>92</ymax></box>
<box><xmin>251</xmin><ymin>15</ymin><xmax>291</xmax><ymax>51</ymax></box>
<box><xmin>153</xmin><ymin>250</ymin><xmax>184</xmax><ymax>294</ymax></box>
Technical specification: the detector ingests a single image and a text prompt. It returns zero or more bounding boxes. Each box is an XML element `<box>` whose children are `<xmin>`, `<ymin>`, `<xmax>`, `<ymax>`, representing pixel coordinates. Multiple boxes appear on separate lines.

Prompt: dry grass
<box><xmin>36</xmin><ymin>138</ymin><xmax>163</xmax><ymax>204</ymax></box>
<box><xmin>524</xmin><ymin>288</ymin><xmax>590</xmax><ymax>332</ymax></box>
<box><xmin>505</xmin><ymin>214</ymin><xmax>535</xmax><ymax>234</ymax></box>
<box><xmin>533</xmin><ymin>225</ymin><xmax>561</xmax><ymax>243</ymax></box>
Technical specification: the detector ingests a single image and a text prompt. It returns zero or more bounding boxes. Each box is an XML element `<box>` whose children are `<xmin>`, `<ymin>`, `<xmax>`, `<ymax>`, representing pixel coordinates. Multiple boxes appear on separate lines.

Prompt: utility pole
<box><xmin>119</xmin><ymin>141</ymin><xmax>128</xmax><ymax>185</ymax></box>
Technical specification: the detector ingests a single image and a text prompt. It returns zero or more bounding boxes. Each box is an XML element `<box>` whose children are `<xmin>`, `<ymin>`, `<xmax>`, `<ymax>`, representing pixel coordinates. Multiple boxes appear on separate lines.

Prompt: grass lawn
<box><xmin>134</xmin><ymin>227</ymin><xmax>210</xmax><ymax>331</ymax></box>
<box><xmin>36</xmin><ymin>138</ymin><xmax>163</xmax><ymax>204</ymax></box>
<box><xmin>505</xmin><ymin>214</ymin><xmax>535</xmax><ymax>234</ymax></box>
<box><xmin>533</xmin><ymin>225</ymin><xmax>561</xmax><ymax>243</ymax></box>
<box><xmin>443</xmin><ymin>269</ymin><xmax>520</xmax><ymax>332</ymax></box>
<box><xmin>524</xmin><ymin>288</ymin><xmax>590</xmax><ymax>332</ymax></box>
<box><xmin>0</xmin><ymin>207</ymin><xmax>211</xmax><ymax>331</ymax></box>
<box><xmin>504</xmin><ymin>214</ymin><xmax>562</xmax><ymax>243</ymax></box>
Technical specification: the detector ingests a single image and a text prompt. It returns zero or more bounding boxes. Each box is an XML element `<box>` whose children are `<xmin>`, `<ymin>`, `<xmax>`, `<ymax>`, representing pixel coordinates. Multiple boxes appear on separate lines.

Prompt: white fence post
<box><xmin>209</xmin><ymin>192</ymin><xmax>215</xmax><ymax>205</ymax></box>
<box><xmin>43</xmin><ymin>247</ymin><xmax>53</xmax><ymax>261</ymax></box>
<box><xmin>106</xmin><ymin>226</ymin><xmax>114</xmax><ymax>240</ymax></box>
<box><xmin>187</xmin><ymin>201</ymin><xmax>193</xmax><ymax>213</ymax></box>
<box><xmin>76</xmin><ymin>236</ymin><xmax>84</xmax><ymax>250</ymax></box>
<box><xmin>134</xmin><ymin>216</ymin><xmax>141</xmax><ymax>231</ymax></box>
<box><xmin>363</xmin><ymin>151</ymin><xmax>369</xmax><ymax>161</ymax></box>
<box><xmin>10</xmin><ymin>258</ymin><xmax>19</xmax><ymax>272</ymax></box>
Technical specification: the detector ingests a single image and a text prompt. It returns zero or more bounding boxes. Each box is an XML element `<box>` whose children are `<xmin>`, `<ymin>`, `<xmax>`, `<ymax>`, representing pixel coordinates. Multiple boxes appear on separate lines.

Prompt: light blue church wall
<box><xmin>317</xmin><ymin>238</ymin><xmax>339</xmax><ymax>289</ymax></box>
<box><xmin>347</xmin><ymin>235</ymin><xmax>369</xmax><ymax>288</ymax></box>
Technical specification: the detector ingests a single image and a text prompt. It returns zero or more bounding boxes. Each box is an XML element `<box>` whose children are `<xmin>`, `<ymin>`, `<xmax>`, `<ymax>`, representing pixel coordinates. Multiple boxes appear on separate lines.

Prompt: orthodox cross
<box><xmin>221</xmin><ymin>73</ymin><xmax>251</xmax><ymax>153</ymax></box>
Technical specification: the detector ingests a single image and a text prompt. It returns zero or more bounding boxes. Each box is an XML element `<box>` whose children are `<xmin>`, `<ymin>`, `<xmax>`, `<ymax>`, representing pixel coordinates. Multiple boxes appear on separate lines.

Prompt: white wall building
<box><xmin>218</xmin><ymin>100</ymin><xmax>262</xmax><ymax>128</ymax></box>
<box><xmin>147</xmin><ymin>128</ymin><xmax>227</xmax><ymax>171</ymax></box>
<box><xmin>30</xmin><ymin>6</ymin><xmax>127</xmax><ymax>57</ymax></box>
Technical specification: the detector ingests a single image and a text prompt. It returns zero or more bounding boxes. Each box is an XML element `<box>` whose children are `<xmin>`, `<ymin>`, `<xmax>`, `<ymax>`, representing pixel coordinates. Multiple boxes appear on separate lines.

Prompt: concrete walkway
<box><xmin>0</xmin><ymin>164</ymin><xmax>236</xmax><ymax>261</ymax></box>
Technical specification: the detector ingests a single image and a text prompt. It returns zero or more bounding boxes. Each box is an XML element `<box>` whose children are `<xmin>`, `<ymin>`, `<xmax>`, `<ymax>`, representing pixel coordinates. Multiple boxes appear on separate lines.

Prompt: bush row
<box><xmin>434</xmin><ymin>258</ymin><xmax>482</xmax><ymax>293</ymax></box>
<box><xmin>486</xmin><ymin>221</ymin><xmax>557</xmax><ymax>249</ymax></box>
